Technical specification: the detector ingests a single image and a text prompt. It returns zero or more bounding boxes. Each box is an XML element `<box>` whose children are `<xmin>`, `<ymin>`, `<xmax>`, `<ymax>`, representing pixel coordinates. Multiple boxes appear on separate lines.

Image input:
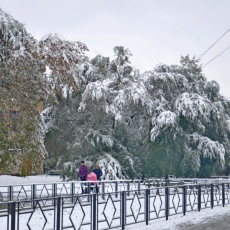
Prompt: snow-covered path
<box><xmin>123</xmin><ymin>205</ymin><xmax>230</xmax><ymax>230</ymax></box>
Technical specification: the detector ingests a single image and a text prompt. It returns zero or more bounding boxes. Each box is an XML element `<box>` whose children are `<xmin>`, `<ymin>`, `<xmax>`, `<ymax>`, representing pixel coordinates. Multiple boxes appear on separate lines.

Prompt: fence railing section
<box><xmin>0</xmin><ymin>183</ymin><xmax>230</xmax><ymax>230</ymax></box>
<box><xmin>0</xmin><ymin>178</ymin><xmax>229</xmax><ymax>203</ymax></box>
<box><xmin>0</xmin><ymin>180</ymin><xmax>146</xmax><ymax>203</ymax></box>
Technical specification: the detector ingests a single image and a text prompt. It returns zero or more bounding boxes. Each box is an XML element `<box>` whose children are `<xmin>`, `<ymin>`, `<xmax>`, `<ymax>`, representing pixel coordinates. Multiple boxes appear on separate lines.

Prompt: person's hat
<box><xmin>81</xmin><ymin>161</ymin><xmax>85</xmax><ymax>164</ymax></box>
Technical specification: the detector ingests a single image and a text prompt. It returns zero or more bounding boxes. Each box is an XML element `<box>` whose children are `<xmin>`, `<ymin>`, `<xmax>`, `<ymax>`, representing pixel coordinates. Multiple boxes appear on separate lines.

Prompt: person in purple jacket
<box><xmin>79</xmin><ymin>161</ymin><xmax>88</xmax><ymax>194</ymax></box>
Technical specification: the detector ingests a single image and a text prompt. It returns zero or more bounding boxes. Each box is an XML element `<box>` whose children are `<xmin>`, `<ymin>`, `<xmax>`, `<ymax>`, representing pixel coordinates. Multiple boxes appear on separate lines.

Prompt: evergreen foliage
<box><xmin>0</xmin><ymin>8</ymin><xmax>88</xmax><ymax>175</ymax></box>
<box><xmin>44</xmin><ymin>48</ymin><xmax>230</xmax><ymax>180</ymax></box>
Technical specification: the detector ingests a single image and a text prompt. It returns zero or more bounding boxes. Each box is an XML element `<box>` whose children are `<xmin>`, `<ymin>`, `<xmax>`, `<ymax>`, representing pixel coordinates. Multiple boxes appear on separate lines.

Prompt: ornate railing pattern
<box><xmin>0</xmin><ymin>180</ymin><xmax>139</xmax><ymax>202</ymax></box>
<box><xmin>1</xmin><ymin>178</ymin><xmax>228</xmax><ymax>203</ymax></box>
<box><xmin>0</xmin><ymin>183</ymin><xmax>230</xmax><ymax>230</ymax></box>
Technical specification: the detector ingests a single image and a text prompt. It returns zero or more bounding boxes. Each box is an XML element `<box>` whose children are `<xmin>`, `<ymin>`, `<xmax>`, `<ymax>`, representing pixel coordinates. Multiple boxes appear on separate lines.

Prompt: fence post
<box><xmin>10</xmin><ymin>201</ymin><xmax>16</xmax><ymax>230</ymax></box>
<box><xmin>115</xmin><ymin>181</ymin><xmax>118</xmax><ymax>198</ymax></box>
<box><xmin>183</xmin><ymin>186</ymin><xmax>187</xmax><ymax>216</ymax></box>
<box><xmin>121</xmin><ymin>191</ymin><xmax>126</xmax><ymax>230</ymax></box>
<box><xmin>92</xmin><ymin>194</ymin><xmax>97</xmax><ymax>230</ymax></box>
<box><xmin>56</xmin><ymin>197</ymin><xmax>61</xmax><ymax>230</ymax></box>
<box><xmin>127</xmin><ymin>181</ymin><xmax>130</xmax><ymax>196</ymax></box>
<box><xmin>31</xmin><ymin>184</ymin><xmax>36</xmax><ymax>200</ymax></box>
<box><xmin>8</xmin><ymin>186</ymin><xmax>13</xmax><ymax>201</ymax></box>
<box><xmin>101</xmin><ymin>182</ymin><xmax>105</xmax><ymax>200</ymax></box>
<box><xmin>211</xmin><ymin>184</ymin><xmax>214</xmax><ymax>209</ymax></box>
<box><xmin>87</xmin><ymin>182</ymin><xmax>91</xmax><ymax>202</ymax></box>
<box><xmin>145</xmin><ymin>189</ymin><xmax>149</xmax><ymax>225</ymax></box>
<box><xmin>11</xmin><ymin>186</ymin><xmax>13</xmax><ymax>201</ymax></box>
<box><xmin>32</xmin><ymin>184</ymin><xmax>36</xmax><ymax>209</ymax></box>
<box><xmin>87</xmin><ymin>182</ymin><xmax>91</xmax><ymax>194</ymax></box>
<box><xmin>138</xmin><ymin>181</ymin><xmax>141</xmax><ymax>195</ymax></box>
<box><xmin>53</xmin><ymin>183</ymin><xmax>57</xmax><ymax>197</ymax></box>
<box><xmin>165</xmin><ymin>187</ymin><xmax>169</xmax><ymax>221</ymax></box>
<box><xmin>222</xmin><ymin>183</ymin><xmax>225</xmax><ymax>207</ymax></box>
<box><xmin>198</xmin><ymin>184</ymin><xmax>201</xmax><ymax>212</ymax></box>
<box><xmin>71</xmin><ymin>182</ymin><xmax>75</xmax><ymax>203</ymax></box>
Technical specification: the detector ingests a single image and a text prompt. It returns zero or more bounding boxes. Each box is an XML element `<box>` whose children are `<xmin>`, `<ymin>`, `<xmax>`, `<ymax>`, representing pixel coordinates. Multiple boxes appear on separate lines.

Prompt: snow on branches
<box><xmin>39</xmin><ymin>34</ymin><xmax>88</xmax><ymax>96</ymax></box>
<box><xmin>0</xmin><ymin>8</ymin><xmax>88</xmax><ymax>175</ymax></box>
<box><xmin>97</xmin><ymin>154</ymin><xmax>124</xmax><ymax>180</ymax></box>
<box><xmin>85</xmin><ymin>129</ymin><xmax>114</xmax><ymax>148</ymax></box>
<box><xmin>188</xmin><ymin>133</ymin><xmax>225</xmax><ymax>167</ymax></box>
<box><xmin>175</xmin><ymin>93</ymin><xmax>207</xmax><ymax>121</ymax></box>
<box><xmin>175</xmin><ymin>93</ymin><xmax>220</xmax><ymax>123</ymax></box>
<box><xmin>151</xmin><ymin>111</ymin><xmax>177</xmax><ymax>142</ymax></box>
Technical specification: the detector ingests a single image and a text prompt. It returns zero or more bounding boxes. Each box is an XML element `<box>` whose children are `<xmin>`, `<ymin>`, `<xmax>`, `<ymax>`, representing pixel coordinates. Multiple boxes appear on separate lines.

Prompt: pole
<box><xmin>183</xmin><ymin>186</ymin><xmax>186</xmax><ymax>216</ymax></box>
<box><xmin>56</xmin><ymin>197</ymin><xmax>61</xmax><ymax>230</ymax></box>
<box><xmin>121</xmin><ymin>191</ymin><xmax>125</xmax><ymax>230</ymax></box>
<box><xmin>222</xmin><ymin>183</ymin><xmax>225</xmax><ymax>207</ymax></box>
<box><xmin>211</xmin><ymin>184</ymin><xmax>214</xmax><ymax>209</ymax></box>
<box><xmin>198</xmin><ymin>185</ymin><xmax>201</xmax><ymax>212</ymax></box>
<box><xmin>92</xmin><ymin>194</ymin><xmax>97</xmax><ymax>230</ymax></box>
<box><xmin>165</xmin><ymin>187</ymin><xmax>169</xmax><ymax>221</ymax></box>
<box><xmin>145</xmin><ymin>189</ymin><xmax>149</xmax><ymax>225</ymax></box>
<box><xmin>10</xmin><ymin>202</ymin><xmax>16</xmax><ymax>230</ymax></box>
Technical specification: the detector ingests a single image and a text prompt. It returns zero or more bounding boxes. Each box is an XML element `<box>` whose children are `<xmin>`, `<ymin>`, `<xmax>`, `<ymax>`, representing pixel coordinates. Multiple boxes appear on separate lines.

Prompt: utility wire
<box><xmin>198</xmin><ymin>28</ymin><xmax>230</xmax><ymax>59</ymax></box>
<box><xmin>202</xmin><ymin>44</ymin><xmax>230</xmax><ymax>68</ymax></box>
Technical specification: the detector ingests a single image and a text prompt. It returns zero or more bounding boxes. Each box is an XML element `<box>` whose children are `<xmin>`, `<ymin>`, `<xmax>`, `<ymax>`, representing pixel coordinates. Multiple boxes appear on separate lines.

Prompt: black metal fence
<box><xmin>0</xmin><ymin>180</ymin><xmax>144</xmax><ymax>203</ymax></box>
<box><xmin>1</xmin><ymin>178</ymin><xmax>227</xmax><ymax>203</ymax></box>
<box><xmin>1</xmin><ymin>182</ymin><xmax>230</xmax><ymax>230</ymax></box>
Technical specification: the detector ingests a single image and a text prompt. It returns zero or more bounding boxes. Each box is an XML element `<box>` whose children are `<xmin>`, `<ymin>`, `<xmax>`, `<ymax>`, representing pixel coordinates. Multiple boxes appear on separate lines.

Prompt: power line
<box><xmin>202</xmin><ymin>44</ymin><xmax>230</xmax><ymax>68</ymax></box>
<box><xmin>198</xmin><ymin>28</ymin><xmax>230</xmax><ymax>59</ymax></box>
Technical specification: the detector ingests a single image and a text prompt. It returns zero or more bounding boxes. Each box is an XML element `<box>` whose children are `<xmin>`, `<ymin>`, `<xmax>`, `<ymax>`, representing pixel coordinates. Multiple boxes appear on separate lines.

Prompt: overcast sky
<box><xmin>1</xmin><ymin>0</ymin><xmax>230</xmax><ymax>97</ymax></box>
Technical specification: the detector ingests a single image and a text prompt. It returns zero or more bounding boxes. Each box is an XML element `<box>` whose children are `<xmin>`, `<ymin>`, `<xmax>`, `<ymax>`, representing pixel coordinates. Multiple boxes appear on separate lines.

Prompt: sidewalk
<box><xmin>176</xmin><ymin>213</ymin><xmax>230</xmax><ymax>230</ymax></box>
<box><xmin>122</xmin><ymin>205</ymin><xmax>230</xmax><ymax>230</ymax></box>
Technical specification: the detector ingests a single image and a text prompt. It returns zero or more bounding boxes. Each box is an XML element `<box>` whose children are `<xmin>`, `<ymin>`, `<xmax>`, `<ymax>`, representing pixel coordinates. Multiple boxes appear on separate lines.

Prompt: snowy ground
<box><xmin>123</xmin><ymin>205</ymin><xmax>230</xmax><ymax>230</ymax></box>
<box><xmin>0</xmin><ymin>175</ymin><xmax>229</xmax><ymax>229</ymax></box>
<box><xmin>0</xmin><ymin>175</ymin><xmax>63</xmax><ymax>185</ymax></box>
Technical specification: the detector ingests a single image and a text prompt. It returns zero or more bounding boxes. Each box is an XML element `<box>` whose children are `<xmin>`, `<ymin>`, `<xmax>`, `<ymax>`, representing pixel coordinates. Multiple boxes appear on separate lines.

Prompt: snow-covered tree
<box><xmin>45</xmin><ymin>49</ymin><xmax>230</xmax><ymax>179</ymax></box>
<box><xmin>44</xmin><ymin>47</ymin><xmax>138</xmax><ymax>179</ymax></box>
<box><xmin>0</xmin><ymin>8</ymin><xmax>88</xmax><ymax>175</ymax></box>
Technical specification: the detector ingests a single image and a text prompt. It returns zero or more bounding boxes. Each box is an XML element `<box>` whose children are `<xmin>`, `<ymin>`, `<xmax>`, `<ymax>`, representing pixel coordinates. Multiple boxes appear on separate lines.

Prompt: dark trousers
<box><xmin>95</xmin><ymin>184</ymin><xmax>99</xmax><ymax>193</ymax></box>
<box><xmin>81</xmin><ymin>178</ymin><xmax>86</xmax><ymax>194</ymax></box>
